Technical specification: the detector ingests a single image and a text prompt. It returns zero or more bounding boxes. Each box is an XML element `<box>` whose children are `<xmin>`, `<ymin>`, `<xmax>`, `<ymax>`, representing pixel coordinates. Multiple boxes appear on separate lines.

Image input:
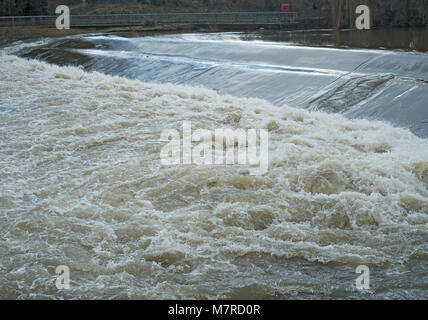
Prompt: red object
<box><xmin>281</xmin><ymin>4</ymin><xmax>291</xmax><ymax>12</ymax></box>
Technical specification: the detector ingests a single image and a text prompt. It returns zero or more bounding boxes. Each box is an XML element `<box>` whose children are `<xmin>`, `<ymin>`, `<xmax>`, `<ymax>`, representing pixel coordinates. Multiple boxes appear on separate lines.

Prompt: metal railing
<box><xmin>0</xmin><ymin>12</ymin><xmax>301</xmax><ymax>27</ymax></box>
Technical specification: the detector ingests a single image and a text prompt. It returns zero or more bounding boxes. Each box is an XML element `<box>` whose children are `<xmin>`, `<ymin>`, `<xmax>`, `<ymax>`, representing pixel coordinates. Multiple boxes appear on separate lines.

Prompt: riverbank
<box><xmin>0</xmin><ymin>24</ymin><xmax>182</xmax><ymax>46</ymax></box>
<box><xmin>0</xmin><ymin>22</ymin><xmax>301</xmax><ymax>47</ymax></box>
<box><xmin>0</xmin><ymin>23</ymin><xmax>279</xmax><ymax>46</ymax></box>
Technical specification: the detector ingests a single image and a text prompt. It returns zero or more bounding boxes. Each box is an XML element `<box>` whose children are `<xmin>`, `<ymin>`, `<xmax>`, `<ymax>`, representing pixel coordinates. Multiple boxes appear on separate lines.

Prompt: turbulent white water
<box><xmin>1</xmin><ymin>51</ymin><xmax>428</xmax><ymax>299</ymax></box>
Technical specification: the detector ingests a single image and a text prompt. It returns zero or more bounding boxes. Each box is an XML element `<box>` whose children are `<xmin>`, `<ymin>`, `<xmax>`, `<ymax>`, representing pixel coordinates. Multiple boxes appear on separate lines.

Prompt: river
<box><xmin>0</xmin><ymin>30</ymin><xmax>427</xmax><ymax>299</ymax></box>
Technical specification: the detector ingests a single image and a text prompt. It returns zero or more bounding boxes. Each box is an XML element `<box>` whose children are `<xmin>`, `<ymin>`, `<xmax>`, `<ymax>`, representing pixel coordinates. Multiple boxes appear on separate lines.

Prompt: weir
<box><xmin>20</xmin><ymin>33</ymin><xmax>425</xmax><ymax>137</ymax></box>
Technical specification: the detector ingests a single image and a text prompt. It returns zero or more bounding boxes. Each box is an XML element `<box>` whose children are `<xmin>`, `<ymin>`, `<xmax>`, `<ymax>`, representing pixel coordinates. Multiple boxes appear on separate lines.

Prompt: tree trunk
<box><xmin>329</xmin><ymin>0</ymin><xmax>343</xmax><ymax>30</ymax></box>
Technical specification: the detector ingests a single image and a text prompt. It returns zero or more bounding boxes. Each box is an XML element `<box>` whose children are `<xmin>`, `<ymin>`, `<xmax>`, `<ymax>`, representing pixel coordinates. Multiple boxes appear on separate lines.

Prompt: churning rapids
<box><xmin>1</xmin><ymin>33</ymin><xmax>428</xmax><ymax>299</ymax></box>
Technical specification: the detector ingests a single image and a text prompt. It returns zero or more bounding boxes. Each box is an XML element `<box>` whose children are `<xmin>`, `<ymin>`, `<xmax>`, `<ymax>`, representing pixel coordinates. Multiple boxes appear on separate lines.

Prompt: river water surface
<box><xmin>1</xmin><ymin>31</ymin><xmax>428</xmax><ymax>299</ymax></box>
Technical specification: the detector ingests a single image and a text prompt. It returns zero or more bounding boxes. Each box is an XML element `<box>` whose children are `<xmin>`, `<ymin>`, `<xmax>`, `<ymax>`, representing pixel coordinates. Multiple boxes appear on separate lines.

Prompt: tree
<box><xmin>0</xmin><ymin>0</ymin><xmax>48</xmax><ymax>16</ymax></box>
<box><xmin>329</xmin><ymin>0</ymin><xmax>343</xmax><ymax>29</ymax></box>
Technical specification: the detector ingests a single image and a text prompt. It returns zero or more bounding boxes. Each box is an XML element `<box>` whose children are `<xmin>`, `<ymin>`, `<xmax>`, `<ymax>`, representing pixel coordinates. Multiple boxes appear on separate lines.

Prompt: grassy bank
<box><xmin>0</xmin><ymin>24</ymin><xmax>180</xmax><ymax>46</ymax></box>
<box><xmin>0</xmin><ymin>22</ymin><xmax>281</xmax><ymax>47</ymax></box>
